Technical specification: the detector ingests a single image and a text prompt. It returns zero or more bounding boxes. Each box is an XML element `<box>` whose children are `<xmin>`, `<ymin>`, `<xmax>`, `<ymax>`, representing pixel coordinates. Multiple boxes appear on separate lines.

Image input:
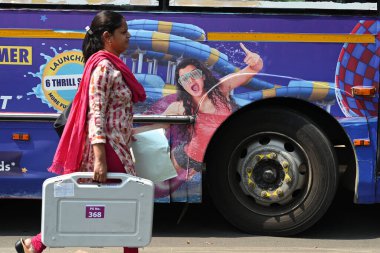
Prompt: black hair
<box><xmin>82</xmin><ymin>11</ymin><xmax>124</xmax><ymax>63</ymax></box>
<box><xmin>174</xmin><ymin>58</ymin><xmax>237</xmax><ymax>116</ymax></box>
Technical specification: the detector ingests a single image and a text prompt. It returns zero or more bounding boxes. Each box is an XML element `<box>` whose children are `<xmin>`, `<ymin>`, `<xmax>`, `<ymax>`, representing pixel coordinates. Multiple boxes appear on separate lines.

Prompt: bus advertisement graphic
<box><xmin>0</xmin><ymin>46</ymin><xmax>32</xmax><ymax>65</ymax></box>
<box><xmin>41</xmin><ymin>50</ymin><xmax>84</xmax><ymax>111</ymax></box>
<box><xmin>0</xmin><ymin>151</ymin><xmax>23</xmax><ymax>175</ymax></box>
<box><xmin>0</xmin><ymin>11</ymin><xmax>378</xmax><ymax>205</ymax></box>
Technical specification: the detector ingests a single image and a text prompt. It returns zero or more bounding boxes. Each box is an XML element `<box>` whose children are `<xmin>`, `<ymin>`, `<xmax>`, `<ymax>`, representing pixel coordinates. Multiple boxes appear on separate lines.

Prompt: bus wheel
<box><xmin>206</xmin><ymin>108</ymin><xmax>338</xmax><ymax>235</ymax></box>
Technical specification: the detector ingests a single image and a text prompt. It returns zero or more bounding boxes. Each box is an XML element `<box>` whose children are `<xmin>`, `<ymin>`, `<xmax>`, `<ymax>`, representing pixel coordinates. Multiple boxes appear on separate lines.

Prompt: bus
<box><xmin>0</xmin><ymin>0</ymin><xmax>378</xmax><ymax>236</ymax></box>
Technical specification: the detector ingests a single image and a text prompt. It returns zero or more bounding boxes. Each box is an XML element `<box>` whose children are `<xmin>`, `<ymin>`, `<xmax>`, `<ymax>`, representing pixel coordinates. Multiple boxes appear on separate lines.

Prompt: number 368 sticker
<box><xmin>86</xmin><ymin>206</ymin><xmax>105</xmax><ymax>219</ymax></box>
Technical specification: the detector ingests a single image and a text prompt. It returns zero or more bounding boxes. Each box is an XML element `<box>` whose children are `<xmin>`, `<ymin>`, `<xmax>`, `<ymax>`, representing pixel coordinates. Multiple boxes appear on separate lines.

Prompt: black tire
<box><xmin>206</xmin><ymin>107</ymin><xmax>338</xmax><ymax>236</ymax></box>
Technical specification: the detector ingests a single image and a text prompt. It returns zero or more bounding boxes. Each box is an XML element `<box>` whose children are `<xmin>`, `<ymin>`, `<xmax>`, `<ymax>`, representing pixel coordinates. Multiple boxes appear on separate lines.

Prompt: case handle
<box><xmin>68</xmin><ymin>172</ymin><xmax>131</xmax><ymax>187</ymax></box>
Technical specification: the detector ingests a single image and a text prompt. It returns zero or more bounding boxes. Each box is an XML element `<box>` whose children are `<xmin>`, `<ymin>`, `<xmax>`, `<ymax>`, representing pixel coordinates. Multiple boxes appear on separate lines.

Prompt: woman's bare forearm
<box><xmin>93</xmin><ymin>143</ymin><xmax>106</xmax><ymax>163</ymax></box>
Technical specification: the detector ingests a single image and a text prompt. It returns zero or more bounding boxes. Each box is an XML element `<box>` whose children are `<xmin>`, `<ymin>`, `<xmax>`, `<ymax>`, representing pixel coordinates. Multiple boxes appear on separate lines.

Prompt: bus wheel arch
<box><xmin>204</xmin><ymin>98</ymin><xmax>356</xmax><ymax>235</ymax></box>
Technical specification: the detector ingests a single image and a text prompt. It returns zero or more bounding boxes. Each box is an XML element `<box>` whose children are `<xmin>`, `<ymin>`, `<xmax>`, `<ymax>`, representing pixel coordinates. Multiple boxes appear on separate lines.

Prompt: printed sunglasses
<box><xmin>178</xmin><ymin>68</ymin><xmax>203</xmax><ymax>87</ymax></box>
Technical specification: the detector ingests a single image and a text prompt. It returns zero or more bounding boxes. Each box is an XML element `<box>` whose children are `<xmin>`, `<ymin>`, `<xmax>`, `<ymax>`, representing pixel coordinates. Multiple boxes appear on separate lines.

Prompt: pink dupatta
<box><xmin>48</xmin><ymin>50</ymin><xmax>146</xmax><ymax>175</ymax></box>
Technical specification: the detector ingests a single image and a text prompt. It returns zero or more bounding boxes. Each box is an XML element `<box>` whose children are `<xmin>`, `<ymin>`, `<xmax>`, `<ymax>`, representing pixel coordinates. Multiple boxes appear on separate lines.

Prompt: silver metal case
<box><xmin>41</xmin><ymin>172</ymin><xmax>154</xmax><ymax>247</ymax></box>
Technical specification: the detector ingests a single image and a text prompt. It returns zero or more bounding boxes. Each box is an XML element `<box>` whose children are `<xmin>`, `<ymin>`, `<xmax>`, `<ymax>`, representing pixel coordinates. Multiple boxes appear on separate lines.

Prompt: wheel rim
<box><xmin>228</xmin><ymin>132</ymin><xmax>312</xmax><ymax>216</ymax></box>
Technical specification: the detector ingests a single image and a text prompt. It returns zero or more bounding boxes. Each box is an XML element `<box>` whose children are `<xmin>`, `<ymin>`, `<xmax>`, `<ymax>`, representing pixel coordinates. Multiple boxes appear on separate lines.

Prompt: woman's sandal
<box><xmin>15</xmin><ymin>238</ymin><xmax>32</xmax><ymax>253</ymax></box>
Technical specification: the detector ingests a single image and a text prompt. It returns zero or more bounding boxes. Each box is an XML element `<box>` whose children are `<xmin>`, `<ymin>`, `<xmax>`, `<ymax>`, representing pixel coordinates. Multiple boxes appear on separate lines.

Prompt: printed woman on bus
<box><xmin>15</xmin><ymin>10</ymin><xmax>145</xmax><ymax>253</ymax></box>
<box><xmin>135</xmin><ymin>43</ymin><xmax>263</xmax><ymax>173</ymax></box>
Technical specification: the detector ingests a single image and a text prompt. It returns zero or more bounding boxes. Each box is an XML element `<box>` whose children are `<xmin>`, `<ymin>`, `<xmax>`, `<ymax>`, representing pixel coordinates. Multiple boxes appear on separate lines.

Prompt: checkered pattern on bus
<box><xmin>335</xmin><ymin>20</ymin><xmax>379</xmax><ymax>117</ymax></box>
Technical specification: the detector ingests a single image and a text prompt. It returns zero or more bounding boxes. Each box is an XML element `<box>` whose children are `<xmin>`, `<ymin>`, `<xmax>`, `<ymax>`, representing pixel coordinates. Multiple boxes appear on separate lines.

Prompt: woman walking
<box><xmin>15</xmin><ymin>10</ymin><xmax>145</xmax><ymax>253</ymax></box>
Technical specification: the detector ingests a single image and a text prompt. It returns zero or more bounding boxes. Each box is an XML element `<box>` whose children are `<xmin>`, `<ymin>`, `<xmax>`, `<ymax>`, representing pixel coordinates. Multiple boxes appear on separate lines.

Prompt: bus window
<box><xmin>169</xmin><ymin>0</ymin><xmax>377</xmax><ymax>10</ymax></box>
<box><xmin>0</xmin><ymin>0</ymin><xmax>158</xmax><ymax>5</ymax></box>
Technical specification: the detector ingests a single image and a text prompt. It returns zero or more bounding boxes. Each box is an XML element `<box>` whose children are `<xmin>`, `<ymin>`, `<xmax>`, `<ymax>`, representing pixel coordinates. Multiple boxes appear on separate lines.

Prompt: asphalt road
<box><xmin>1</xmin><ymin>189</ymin><xmax>380</xmax><ymax>253</ymax></box>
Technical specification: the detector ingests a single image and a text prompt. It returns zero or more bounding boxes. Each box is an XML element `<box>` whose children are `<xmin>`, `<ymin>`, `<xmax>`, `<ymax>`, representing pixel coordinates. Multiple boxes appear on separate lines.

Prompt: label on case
<box><xmin>54</xmin><ymin>182</ymin><xmax>74</xmax><ymax>197</ymax></box>
<box><xmin>86</xmin><ymin>206</ymin><xmax>105</xmax><ymax>219</ymax></box>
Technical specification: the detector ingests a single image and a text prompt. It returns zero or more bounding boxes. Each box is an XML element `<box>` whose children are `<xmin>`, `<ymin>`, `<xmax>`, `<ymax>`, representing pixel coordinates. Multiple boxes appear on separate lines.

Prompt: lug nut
<box><xmin>282</xmin><ymin>161</ymin><xmax>289</xmax><ymax>168</ymax></box>
<box><xmin>276</xmin><ymin>189</ymin><xmax>284</xmax><ymax>197</ymax></box>
<box><xmin>261</xmin><ymin>191</ymin><xmax>270</xmax><ymax>198</ymax></box>
<box><xmin>255</xmin><ymin>155</ymin><xmax>263</xmax><ymax>161</ymax></box>
<box><xmin>284</xmin><ymin>174</ymin><xmax>292</xmax><ymax>183</ymax></box>
<box><xmin>246</xmin><ymin>167</ymin><xmax>253</xmax><ymax>174</ymax></box>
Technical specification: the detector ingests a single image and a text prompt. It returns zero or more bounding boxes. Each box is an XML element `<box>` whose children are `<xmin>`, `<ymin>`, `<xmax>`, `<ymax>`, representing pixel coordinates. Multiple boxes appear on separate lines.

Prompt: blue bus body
<box><xmin>0</xmin><ymin>7</ymin><xmax>378</xmax><ymax>234</ymax></box>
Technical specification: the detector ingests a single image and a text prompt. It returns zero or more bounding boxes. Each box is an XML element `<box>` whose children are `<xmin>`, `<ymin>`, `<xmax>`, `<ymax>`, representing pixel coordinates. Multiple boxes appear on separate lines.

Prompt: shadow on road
<box><xmin>1</xmin><ymin>188</ymin><xmax>379</xmax><ymax>240</ymax></box>
<box><xmin>299</xmin><ymin>189</ymin><xmax>380</xmax><ymax>240</ymax></box>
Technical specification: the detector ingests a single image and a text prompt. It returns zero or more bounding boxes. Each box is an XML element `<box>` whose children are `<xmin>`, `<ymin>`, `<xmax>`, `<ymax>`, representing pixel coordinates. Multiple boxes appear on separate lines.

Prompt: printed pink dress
<box><xmin>80</xmin><ymin>59</ymin><xmax>135</xmax><ymax>175</ymax></box>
